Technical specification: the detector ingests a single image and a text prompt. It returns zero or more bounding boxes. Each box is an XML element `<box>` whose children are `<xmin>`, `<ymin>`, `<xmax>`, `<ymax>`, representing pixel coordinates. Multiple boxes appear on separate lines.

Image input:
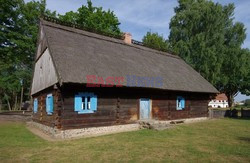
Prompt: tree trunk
<box><xmin>226</xmin><ymin>93</ymin><xmax>234</xmax><ymax>108</ymax></box>
<box><xmin>7</xmin><ymin>99</ymin><xmax>12</xmax><ymax>111</ymax></box>
<box><xmin>20</xmin><ymin>86</ymin><xmax>23</xmax><ymax>110</ymax></box>
<box><xmin>14</xmin><ymin>95</ymin><xmax>17</xmax><ymax>111</ymax></box>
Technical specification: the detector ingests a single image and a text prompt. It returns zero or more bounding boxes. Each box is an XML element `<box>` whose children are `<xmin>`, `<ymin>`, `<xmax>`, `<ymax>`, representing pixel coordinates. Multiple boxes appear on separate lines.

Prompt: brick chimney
<box><xmin>123</xmin><ymin>32</ymin><xmax>132</xmax><ymax>44</ymax></box>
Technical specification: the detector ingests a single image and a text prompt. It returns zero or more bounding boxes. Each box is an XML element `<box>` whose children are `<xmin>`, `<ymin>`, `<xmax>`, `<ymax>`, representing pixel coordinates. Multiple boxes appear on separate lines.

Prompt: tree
<box><xmin>0</xmin><ymin>0</ymin><xmax>121</xmax><ymax>110</ymax></box>
<box><xmin>0</xmin><ymin>0</ymin><xmax>55</xmax><ymax>110</ymax></box>
<box><xmin>245</xmin><ymin>99</ymin><xmax>250</xmax><ymax>106</ymax></box>
<box><xmin>218</xmin><ymin>20</ymin><xmax>249</xmax><ymax>107</ymax></box>
<box><xmin>219</xmin><ymin>48</ymin><xmax>250</xmax><ymax>107</ymax></box>
<box><xmin>58</xmin><ymin>0</ymin><xmax>121</xmax><ymax>36</ymax></box>
<box><xmin>169</xmin><ymin>0</ymin><xmax>250</xmax><ymax>107</ymax></box>
<box><xmin>142</xmin><ymin>32</ymin><xmax>169</xmax><ymax>52</ymax></box>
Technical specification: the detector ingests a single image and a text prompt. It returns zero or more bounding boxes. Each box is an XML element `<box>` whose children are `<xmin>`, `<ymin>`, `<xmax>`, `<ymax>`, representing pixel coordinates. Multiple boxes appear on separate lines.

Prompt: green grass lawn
<box><xmin>0</xmin><ymin>119</ymin><xmax>250</xmax><ymax>162</ymax></box>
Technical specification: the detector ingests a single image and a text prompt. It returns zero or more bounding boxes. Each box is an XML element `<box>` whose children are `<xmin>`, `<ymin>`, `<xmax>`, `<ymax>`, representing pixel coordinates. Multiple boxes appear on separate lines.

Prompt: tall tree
<box><xmin>218</xmin><ymin>19</ymin><xmax>249</xmax><ymax>106</ymax></box>
<box><xmin>142</xmin><ymin>32</ymin><xmax>169</xmax><ymax>52</ymax></box>
<box><xmin>0</xmin><ymin>0</ymin><xmax>55</xmax><ymax>110</ymax></box>
<box><xmin>220</xmin><ymin>48</ymin><xmax>250</xmax><ymax>107</ymax></box>
<box><xmin>58</xmin><ymin>0</ymin><xmax>121</xmax><ymax>36</ymax></box>
<box><xmin>169</xmin><ymin>0</ymin><xmax>227</xmax><ymax>85</ymax></box>
<box><xmin>169</xmin><ymin>0</ymin><xmax>249</xmax><ymax>107</ymax></box>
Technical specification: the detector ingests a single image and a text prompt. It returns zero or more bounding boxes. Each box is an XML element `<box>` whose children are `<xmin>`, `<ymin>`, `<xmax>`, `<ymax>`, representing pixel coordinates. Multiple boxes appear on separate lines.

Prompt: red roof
<box><xmin>215</xmin><ymin>94</ymin><xmax>228</xmax><ymax>100</ymax></box>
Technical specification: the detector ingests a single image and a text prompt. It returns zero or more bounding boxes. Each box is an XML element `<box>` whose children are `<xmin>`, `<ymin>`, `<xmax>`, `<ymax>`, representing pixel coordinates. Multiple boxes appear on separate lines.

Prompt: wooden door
<box><xmin>140</xmin><ymin>98</ymin><xmax>150</xmax><ymax>120</ymax></box>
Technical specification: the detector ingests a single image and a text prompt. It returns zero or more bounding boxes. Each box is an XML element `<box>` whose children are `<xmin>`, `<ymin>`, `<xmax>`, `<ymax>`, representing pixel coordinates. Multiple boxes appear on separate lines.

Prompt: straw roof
<box><xmin>38</xmin><ymin>19</ymin><xmax>218</xmax><ymax>93</ymax></box>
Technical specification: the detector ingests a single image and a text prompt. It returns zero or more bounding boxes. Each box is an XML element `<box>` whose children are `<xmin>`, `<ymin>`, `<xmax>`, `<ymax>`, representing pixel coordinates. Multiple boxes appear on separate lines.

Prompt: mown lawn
<box><xmin>0</xmin><ymin>119</ymin><xmax>250</xmax><ymax>162</ymax></box>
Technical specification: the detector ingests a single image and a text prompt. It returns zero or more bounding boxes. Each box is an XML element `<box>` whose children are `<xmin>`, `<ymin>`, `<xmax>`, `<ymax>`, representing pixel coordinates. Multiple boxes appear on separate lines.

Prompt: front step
<box><xmin>170</xmin><ymin>120</ymin><xmax>184</xmax><ymax>124</ymax></box>
<box><xmin>138</xmin><ymin>118</ymin><xmax>208</xmax><ymax>130</ymax></box>
<box><xmin>138</xmin><ymin>120</ymin><xmax>174</xmax><ymax>131</ymax></box>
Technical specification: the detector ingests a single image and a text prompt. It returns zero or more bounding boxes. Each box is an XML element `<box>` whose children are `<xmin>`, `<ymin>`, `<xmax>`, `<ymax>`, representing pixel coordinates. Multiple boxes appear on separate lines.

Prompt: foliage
<box><xmin>0</xmin><ymin>0</ymin><xmax>55</xmax><ymax>110</ymax></box>
<box><xmin>142</xmin><ymin>32</ymin><xmax>169</xmax><ymax>52</ymax></box>
<box><xmin>1</xmin><ymin>119</ymin><xmax>250</xmax><ymax>162</ymax></box>
<box><xmin>169</xmin><ymin>0</ymin><xmax>250</xmax><ymax>106</ymax></box>
<box><xmin>0</xmin><ymin>0</ymin><xmax>121</xmax><ymax>110</ymax></box>
<box><xmin>245</xmin><ymin>99</ymin><xmax>250</xmax><ymax>106</ymax></box>
<box><xmin>220</xmin><ymin>47</ymin><xmax>250</xmax><ymax>106</ymax></box>
<box><xmin>58</xmin><ymin>0</ymin><xmax>121</xmax><ymax>36</ymax></box>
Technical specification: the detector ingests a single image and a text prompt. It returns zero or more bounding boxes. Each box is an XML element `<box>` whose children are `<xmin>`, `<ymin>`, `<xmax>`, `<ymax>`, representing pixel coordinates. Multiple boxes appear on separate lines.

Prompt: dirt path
<box><xmin>0</xmin><ymin>111</ymin><xmax>31</xmax><ymax>122</ymax></box>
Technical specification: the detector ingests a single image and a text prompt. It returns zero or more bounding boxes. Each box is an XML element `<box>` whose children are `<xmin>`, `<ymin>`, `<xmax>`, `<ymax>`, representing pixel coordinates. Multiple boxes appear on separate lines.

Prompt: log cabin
<box><xmin>30</xmin><ymin>17</ymin><xmax>218</xmax><ymax>138</ymax></box>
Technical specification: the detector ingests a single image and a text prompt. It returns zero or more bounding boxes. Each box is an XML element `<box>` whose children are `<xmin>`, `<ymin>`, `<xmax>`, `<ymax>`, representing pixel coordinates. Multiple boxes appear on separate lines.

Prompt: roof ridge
<box><xmin>41</xmin><ymin>16</ymin><xmax>180</xmax><ymax>60</ymax></box>
<box><xmin>41</xmin><ymin>15</ymin><xmax>124</xmax><ymax>39</ymax></box>
<box><xmin>131</xmin><ymin>39</ymin><xmax>179</xmax><ymax>56</ymax></box>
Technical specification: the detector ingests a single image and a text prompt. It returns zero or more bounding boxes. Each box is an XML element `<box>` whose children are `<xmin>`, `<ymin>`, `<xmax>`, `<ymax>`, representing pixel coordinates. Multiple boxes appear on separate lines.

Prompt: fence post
<box><xmin>241</xmin><ymin>108</ymin><xmax>243</xmax><ymax>118</ymax></box>
<box><xmin>209</xmin><ymin>109</ymin><xmax>213</xmax><ymax>119</ymax></box>
<box><xmin>208</xmin><ymin>109</ymin><xmax>210</xmax><ymax>118</ymax></box>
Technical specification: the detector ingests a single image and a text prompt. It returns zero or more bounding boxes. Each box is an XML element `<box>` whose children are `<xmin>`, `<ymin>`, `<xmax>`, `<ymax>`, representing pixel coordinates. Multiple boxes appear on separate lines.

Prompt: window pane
<box><xmin>177</xmin><ymin>96</ymin><xmax>185</xmax><ymax>110</ymax></box>
<box><xmin>82</xmin><ymin>97</ymin><xmax>85</xmax><ymax>110</ymax></box>
<box><xmin>87</xmin><ymin>97</ymin><xmax>91</xmax><ymax>110</ymax></box>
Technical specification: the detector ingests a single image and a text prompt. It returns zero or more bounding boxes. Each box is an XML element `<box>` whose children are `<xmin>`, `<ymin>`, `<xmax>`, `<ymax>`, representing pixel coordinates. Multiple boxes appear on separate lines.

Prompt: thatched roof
<box><xmin>39</xmin><ymin>19</ymin><xmax>218</xmax><ymax>93</ymax></box>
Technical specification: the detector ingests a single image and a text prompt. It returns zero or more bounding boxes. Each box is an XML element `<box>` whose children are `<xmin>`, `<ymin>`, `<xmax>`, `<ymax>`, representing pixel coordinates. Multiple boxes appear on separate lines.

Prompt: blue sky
<box><xmin>34</xmin><ymin>0</ymin><xmax>250</xmax><ymax>48</ymax></box>
<box><xmin>25</xmin><ymin>0</ymin><xmax>249</xmax><ymax>101</ymax></box>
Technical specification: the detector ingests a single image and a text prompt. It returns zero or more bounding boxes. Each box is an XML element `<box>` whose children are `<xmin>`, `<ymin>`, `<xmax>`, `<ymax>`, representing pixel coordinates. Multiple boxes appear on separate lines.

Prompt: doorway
<box><xmin>140</xmin><ymin>98</ymin><xmax>151</xmax><ymax>120</ymax></box>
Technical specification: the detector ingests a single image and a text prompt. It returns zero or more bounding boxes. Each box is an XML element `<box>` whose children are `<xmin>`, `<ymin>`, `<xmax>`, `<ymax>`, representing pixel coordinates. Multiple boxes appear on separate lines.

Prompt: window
<box><xmin>46</xmin><ymin>94</ymin><xmax>53</xmax><ymax>115</ymax></box>
<box><xmin>74</xmin><ymin>92</ymin><xmax>97</xmax><ymax>114</ymax></box>
<box><xmin>177</xmin><ymin>96</ymin><xmax>185</xmax><ymax>110</ymax></box>
<box><xmin>33</xmin><ymin>98</ymin><xmax>38</xmax><ymax>113</ymax></box>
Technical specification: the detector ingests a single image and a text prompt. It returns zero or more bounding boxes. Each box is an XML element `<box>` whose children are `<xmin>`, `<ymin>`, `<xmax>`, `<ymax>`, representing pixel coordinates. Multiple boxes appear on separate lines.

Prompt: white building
<box><xmin>209</xmin><ymin>94</ymin><xmax>229</xmax><ymax>108</ymax></box>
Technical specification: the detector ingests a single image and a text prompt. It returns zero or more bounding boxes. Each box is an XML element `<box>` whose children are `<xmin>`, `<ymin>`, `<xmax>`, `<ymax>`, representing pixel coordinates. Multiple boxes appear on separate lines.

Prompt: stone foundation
<box><xmin>27</xmin><ymin>121</ymin><xmax>140</xmax><ymax>139</ymax></box>
<box><xmin>183</xmin><ymin>117</ymin><xmax>208</xmax><ymax>123</ymax></box>
<box><xmin>139</xmin><ymin>117</ymin><xmax>208</xmax><ymax>130</ymax></box>
<box><xmin>27</xmin><ymin>117</ymin><xmax>208</xmax><ymax>139</ymax></box>
<box><xmin>139</xmin><ymin>117</ymin><xmax>208</xmax><ymax>125</ymax></box>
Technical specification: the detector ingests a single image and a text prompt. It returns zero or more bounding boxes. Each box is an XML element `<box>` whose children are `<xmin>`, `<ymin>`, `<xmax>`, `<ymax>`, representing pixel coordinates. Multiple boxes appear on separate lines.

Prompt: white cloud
<box><xmin>91</xmin><ymin>0</ymin><xmax>178</xmax><ymax>40</ymax></box>
<box><xmin>213</xmin><ymin>0</ymin><xmax>250</xmax><ymax>48</ymax></box>
<box><xmin>233</xmin><ymin>1</ymin><xmax>250</xmax><ymax>48</ymax></box>
<box><xmin>39</xmin><ymin>0</ymin><xmax>177</xmax><ymax>40</ymax></box>
<box><xmin>102</xmin><ymin>0</ymin><xmax>177</xmax><ymax>28</ymax></box>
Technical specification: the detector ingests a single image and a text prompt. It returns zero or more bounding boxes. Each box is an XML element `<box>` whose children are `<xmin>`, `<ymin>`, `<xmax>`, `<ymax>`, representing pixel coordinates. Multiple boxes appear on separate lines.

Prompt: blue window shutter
<box><xmin>34</xmin><ymin>99</ymin><xmax>38</xmax><ymax>113</ymax></box>
<box><xmin>50</xmin><ymin>96</ymin><xmax>54</xmax><ymax>113</ymax></box>
<box><xmin>177</xmin><ymin>96</ymin><xmax>183</xmax><ymax>110</ymax></box>
<box><xmin>74</xmin><ymin>95</ymin><xmax>82</xmax><ymax>112</ymax></box>
<box><xmin>35</xmin><ymin>99</ymin><xmax>38</xmax><ymax>113</ymax></box>
<box><xmin>46</xmin><ymin>94</ymin><xmax>53</xmax><ymax>115</ymax></box>
<box><xmin>181</xmin><ymin>98</ymin><xmax>185</xmax><ymax>109</ymax></box>
<box><xmin>46</xmin><ymin>96</ymin><xmax>49</xmax><ymax>113</ymax></box>
<box><xmin>75</xmin><ymin>93</ymin><xmax>97</xmax><ymax>114</ymax></box>
<box><xmin>91</xmin><ymin>95</ymin><xmax>97</xmax><ymax>111</ymax></box>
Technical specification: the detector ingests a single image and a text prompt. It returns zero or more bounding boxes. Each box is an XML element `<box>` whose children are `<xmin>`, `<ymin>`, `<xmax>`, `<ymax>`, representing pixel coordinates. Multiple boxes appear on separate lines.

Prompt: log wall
<box><xmin>32</xmin><ymin>84</ymin><xmax>212</xmax><ymax>130</ymax></box>
<box><xmin>60</xmin><ymin>86</ymin><xmax>139</xmax><ymax>129</ymax></box>
<box><xmin>32</xmin><ymin>86</ymin><xmax>62</xmax><ymax>128</ymax></box>
<box><xmin>152</xmin><ymin>93</ymin><xmax>209</xmax><ymax>120</ymax></box>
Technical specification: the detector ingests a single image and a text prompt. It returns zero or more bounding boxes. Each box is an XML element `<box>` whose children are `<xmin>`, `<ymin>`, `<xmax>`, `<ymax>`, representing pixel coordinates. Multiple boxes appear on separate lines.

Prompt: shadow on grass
<box><xmin>229</xmin><ymin>117</ymin><xmax>250</xmax><ymax>121</ymax></box>
<box><xmin>238</xmin><ymin>137</ymin><xmax>250</xmax><ymax>143</ymax></box>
